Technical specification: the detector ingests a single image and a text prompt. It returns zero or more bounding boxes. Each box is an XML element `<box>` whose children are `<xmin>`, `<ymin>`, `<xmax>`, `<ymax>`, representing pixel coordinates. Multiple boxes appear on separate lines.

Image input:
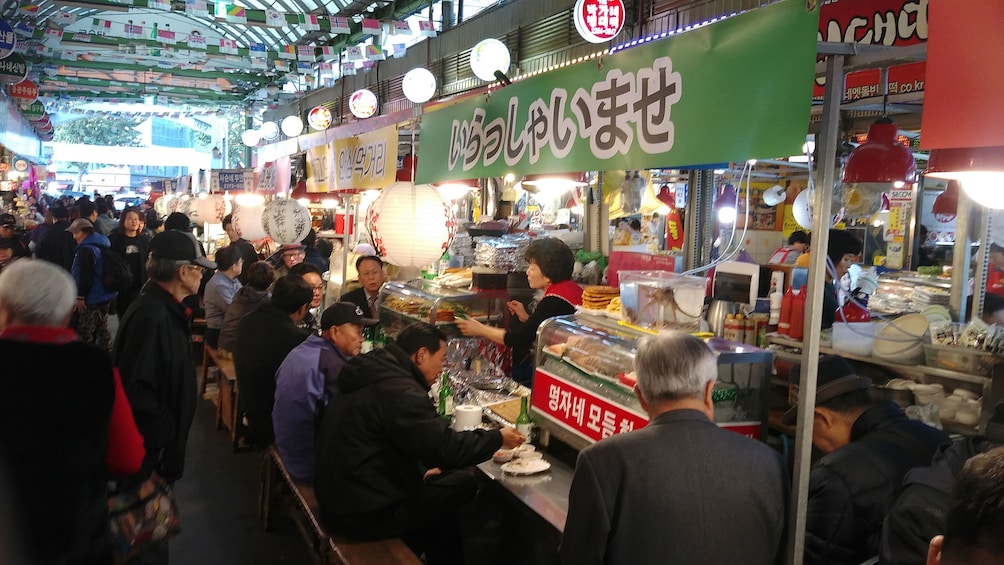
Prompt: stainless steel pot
<box><xmin>706</xmin><ymin>299</ymin><xmax>738</xmax><ymax>338</ymax></box>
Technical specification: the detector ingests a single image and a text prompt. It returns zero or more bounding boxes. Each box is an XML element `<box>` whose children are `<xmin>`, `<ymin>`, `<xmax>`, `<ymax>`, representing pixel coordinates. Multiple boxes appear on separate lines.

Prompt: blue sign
<box><xmin>0</xmin><ymin>20</ymin><xmax>16</xmax><ymax>59</ymax></box>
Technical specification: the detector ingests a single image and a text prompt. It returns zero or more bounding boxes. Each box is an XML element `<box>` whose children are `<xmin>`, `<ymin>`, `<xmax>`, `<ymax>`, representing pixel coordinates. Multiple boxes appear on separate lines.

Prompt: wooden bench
<box><xmin>260</xmin><ymin>446</ymin><xmax>420</xmax><ymax>565</ymax></box>
<box><xmin>206</xmin><ymin>345</ymin><xmax>246</xmax><ymax>450</ymax></box>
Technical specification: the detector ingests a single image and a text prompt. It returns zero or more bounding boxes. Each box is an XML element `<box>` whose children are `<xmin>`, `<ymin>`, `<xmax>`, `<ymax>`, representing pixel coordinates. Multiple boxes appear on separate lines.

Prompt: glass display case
<box><xmin>378</xmin><ymin>279</ymin><xmax>507</xmax><ymax>339</ymax></box>
<box><xmin>531</xmin><ymin>313</ymin><xmax>773</xmax><ymax>451</ymax></box>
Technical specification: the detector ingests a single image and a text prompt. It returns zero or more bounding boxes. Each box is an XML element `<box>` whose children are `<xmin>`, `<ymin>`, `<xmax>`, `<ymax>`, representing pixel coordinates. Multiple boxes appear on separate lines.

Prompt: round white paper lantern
<box><xmin>402</xmin><ymin>68</ymin><xmax>437</xmax><ymax>103</ymax></box>
<box><xmin>241</xmin><ymin>129</ymin><xmax>261</xmax><ymax>147</ymax></box>
<box><xmin>281</xmin><ymin>115</ymin><xmax>303</xmax><ymax>137</ymax></box>
<box><xmin>168</xmin><ymin>196</ymin><xmax>189</xmax><ymax>215</ymax></box>
<box><xmin>792</xmin><ymin>189</ymin><xmax>813</xmax><ymax>230</ymax></box>
<box><xmin>154</xmin><ymin>194</ymin><xmax>174</xmax><ymax>216</ymax></box>
<box><xmin>260</xmin><ymin>121</ymin><xmax>279</xmax><ymax>140</ymax></box>
<box><xmin>367</xmin><ymin>182</ymin><xmax>457</xmax><ymax>267</ymax></box>
<box><xmin>189</xmin><ymin>194</ymin><xmax>229</xmax><ymax>224</ymax></box>
<box><xmin>470</xmin><ymin>38</ymin><xmax>510</xmax><ymax>82</ymax></box>
<box><xmin>263</xmin><ymin>199</ymin><xmax>312</xmax><ymax>245</ymax></box>
<box><xmin>232</xmin><ymin>203</ymin><xmax>267</xmax><ymax>241</ymax></box>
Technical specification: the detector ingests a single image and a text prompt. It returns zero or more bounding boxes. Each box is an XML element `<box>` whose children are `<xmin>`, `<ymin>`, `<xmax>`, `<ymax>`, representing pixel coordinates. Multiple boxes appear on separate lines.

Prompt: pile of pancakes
<box><xmin>582</xmin><ymin>285</ymin><xmax>620</xmax><ymax>311</ymax></box>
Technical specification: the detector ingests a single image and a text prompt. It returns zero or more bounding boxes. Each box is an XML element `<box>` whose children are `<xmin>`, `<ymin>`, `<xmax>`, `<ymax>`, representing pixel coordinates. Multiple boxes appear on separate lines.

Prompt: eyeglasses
<box><xmin>311</xmin><ymin>284</ymin><xmax>324</xmax><ymax>293</ymax></box>
<box><xmin>182</xmin><ymin>263</ymin><xmax>207</xmax><ymax>274</ymax></box>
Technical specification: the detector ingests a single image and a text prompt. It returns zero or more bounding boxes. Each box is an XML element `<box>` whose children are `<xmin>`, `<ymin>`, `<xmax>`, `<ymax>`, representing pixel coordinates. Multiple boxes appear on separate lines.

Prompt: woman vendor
<box><xmin>822</xmin><ymin>228</ymin><xmax>863</xmax><ymax>329</ymax></box>
<box><xmin>456</xmin><ymin>237</ymin><xmax>583</xmax><ymax>384</ymax></box>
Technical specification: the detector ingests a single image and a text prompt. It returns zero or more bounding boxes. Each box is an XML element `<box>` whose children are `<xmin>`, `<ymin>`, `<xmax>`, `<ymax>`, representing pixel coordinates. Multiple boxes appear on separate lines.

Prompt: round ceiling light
<box><xmin>469</xmin><ymin>38</ymin><xmax>510</xmax><ymax>82</ymax></box>
<box><xmin>308</xmin><ymin>106</ymin><xmax>333</xmax><ymax>130</ymax></box>
<box><xmin>281</xmin><ymin>115</ymin><xmax>304</xmax><ymax>137</ymax></box>
<box><xmin>349</xmin><ymin>89</ymin><xmax>379</xmax><ymax>119</ymax></box>
<box><xmin>402</xmin><ymin>67</ymin><xmax>437</xmax><ymax>103</ymax></box>
<box><xmin>259</xmin><ymin>121</ymin><xmax>279</xmax><ymax>140</ymax></box>
<box><xmin>241</xmin><ymin>129</ymin><xmax>261</xmax><ymax>147</ymax></box>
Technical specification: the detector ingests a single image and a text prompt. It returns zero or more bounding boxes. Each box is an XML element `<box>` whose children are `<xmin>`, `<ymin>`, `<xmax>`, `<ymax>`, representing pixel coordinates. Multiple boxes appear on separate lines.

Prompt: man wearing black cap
<box><xmin>0</xmin><ymin>214</ymin><xmax>28</xmax><ymax>258</ymax></box>
<box><xmin>784</xmin><ymin>355</ymin><xmax>949</xmax><ymax>564</ymax></box>
<box><xmin>112</xmin><ymin>230</ymin><xmax>217</xmax><ymax>565</ymax></box>
<box><xmin>273</xmin><ymin>302</ymin><xmax>378</xmax><ymax>482</ymax></box>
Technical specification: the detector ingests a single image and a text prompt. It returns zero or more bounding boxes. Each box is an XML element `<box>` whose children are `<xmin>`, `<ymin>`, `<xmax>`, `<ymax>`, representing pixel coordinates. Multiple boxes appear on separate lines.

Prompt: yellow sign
<box><xmin>306</xmin><ymin>143</ymin><xmax>334</xmax><ymax>193</ymax></box>
<box><xmin>333</xmin><ymin>125</ymin><xmax>398</xmax><ymax>190</ymax></box>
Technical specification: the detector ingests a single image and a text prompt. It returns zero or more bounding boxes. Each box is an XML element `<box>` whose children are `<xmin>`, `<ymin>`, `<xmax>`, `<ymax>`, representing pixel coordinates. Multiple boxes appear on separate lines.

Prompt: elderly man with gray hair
<box><xmin>560</xmin><ymin>330</ymin><xmax>789</xmax><ymax>565</ymax></box>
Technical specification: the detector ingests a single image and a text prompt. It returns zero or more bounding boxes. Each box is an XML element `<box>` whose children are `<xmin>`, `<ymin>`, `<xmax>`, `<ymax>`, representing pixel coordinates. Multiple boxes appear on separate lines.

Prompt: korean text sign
<box><xmin>332</xmin><ymin>125</ymin><xmax>398</xmax><ymax>190</ymax></box>
<box><xmin>415</xmin><ymin>0</ymin><xmax>818</xmax><ymax>183</ymax></box>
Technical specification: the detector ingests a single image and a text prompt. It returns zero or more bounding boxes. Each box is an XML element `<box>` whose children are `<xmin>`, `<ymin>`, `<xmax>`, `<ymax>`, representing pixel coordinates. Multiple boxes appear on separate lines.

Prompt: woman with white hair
<box><xmin>0</xmin><ymin>260</ymin><xmax>144</xmax><ymax>564</ymax></box>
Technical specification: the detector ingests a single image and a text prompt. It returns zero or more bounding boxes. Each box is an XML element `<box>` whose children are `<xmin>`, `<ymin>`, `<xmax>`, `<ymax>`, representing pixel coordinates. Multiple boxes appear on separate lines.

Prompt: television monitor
<box><xmin>712</xmin><ymin>261</ymin><xmax>771</xmax><ymax>308</ymax></box>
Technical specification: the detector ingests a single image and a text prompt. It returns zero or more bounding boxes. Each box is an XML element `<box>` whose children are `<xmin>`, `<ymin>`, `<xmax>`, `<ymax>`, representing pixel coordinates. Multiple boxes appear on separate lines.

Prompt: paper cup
<box><xmin>453</xmin><ymin>404</ymin><xmax>483</xmax><ymax>431</ymax></box>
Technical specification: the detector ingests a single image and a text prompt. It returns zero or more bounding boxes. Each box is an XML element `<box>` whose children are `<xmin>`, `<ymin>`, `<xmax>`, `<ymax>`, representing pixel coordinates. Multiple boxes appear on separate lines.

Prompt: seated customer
<box><xmin>340</xmin><ymin>255</ymin><xmax>385</xmax><ymax>319</ymax></box>
<box><xmin>218</xmin><ymin>260</ymin><xmax>273</xmax><ymax>355</ymax></box>
<box><xmin>560</xmin><ymin>331</ymin><xmax>788</xmax><ymax>565</ymax></box>
<box><xmin>234</xmin><ymin>276</ymin><xmax>311</xmax><ymax>448</ymax></box>
<box><xmin>783</xmin><ymin>355</ymin><xmax>949</xmax><ymax>564</ymax></box>
<box><xmin>202</xmin><ymin>246</ymin><xmax>243</xmax><ymax>348</ymax></box>
<box><xmin>273</xmin><ymin>302</ymin><xmax>377</xmax><ymax>482</ymax></box>
<box><xmin>315</xmin><ymin>322</ymin><xmax>525</xmax><ymax>564</ymax></box>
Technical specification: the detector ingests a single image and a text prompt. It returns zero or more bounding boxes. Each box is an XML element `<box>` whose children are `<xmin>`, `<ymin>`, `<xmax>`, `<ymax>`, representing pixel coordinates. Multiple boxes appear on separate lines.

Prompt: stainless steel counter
<box><xmin>476</xmin><ymin>456</ymin><xmax>573</xmax><ymax>533</ymax></box>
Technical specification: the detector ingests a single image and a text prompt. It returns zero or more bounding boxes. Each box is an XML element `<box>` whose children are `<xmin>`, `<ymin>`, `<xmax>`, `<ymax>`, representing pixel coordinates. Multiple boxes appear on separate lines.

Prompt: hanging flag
<box><xmin>17</xmin><ymin>4</ymin><xmax>39</xmax><ymax>16</ymax></box>
<box><xmin>391</xmin><ymin>43</ymin><xmax>407</xmax><ymax>59</ymax></box>
<box><xmin>60</xmin><ymin>50</ymin><xmax>75</xmax><ymax>61</ymax></box>
<box><xmin>344</xmin><ymin>45</ymin><xmax>362</xmax><ymax>61</ymax></box>
<box><xmin>417</xmin><ymin>20</ymin><xmax>437</xmax><ymax>37</ymax></box>
<box><xmin>296</xmin><ymin>62</ymin><xmax>312</xmax><ymax>74</ymax></box>
<box><xmin>53</xmin><ymin>11</ymin><xmax>77</xmax><ymax>26</ymax></box>
<box><xmin>298</xmin><ymin>14</ymin><xmax>320</xmax><ymax>31</ymax></box>
<box><xmin>251</xmin><ymin>58</ymin><xmax>267</xmax><ymax>70</ymax></box>
<box><xmin>297</xmin><ymin>45</ymin><xmax>315</xmax><ymax>61</ymax></box>
<box><xmin>279</xmin><ymin>45</ymin><xmax>296</xmax><ymax>60</ymax></box>
<box><xmin>187</xmin><ymin>32</ymin><xmax>206</xmax><ymax>49</ymax></box>
<box><xmin>274</xmin><ymin>59</ymin><xmax>290</xmax><ymax>72</ymax></box>
<box><xmin>330</xmin><ymin>17</ymin><xmax>350</xmax><ymax>34</ymax></box>
<box><xmin>148</xmin><ymin>0</ymin><xmax>170</xmax><ymax>11</ymax></box>
<box><xmin>157</xmin><ymin>28</ymin><xmax>177</xmax><ymax>44</ymax></box>
<box><xmin>362</xmin><ymin>61</ymin><xmax>376</xmax><ymax>71</ymax></box>
<box><xmin>225</xmin><ymin>6</ymin><xmax>247</xmax><ymax>24</ymax></box>
<box><xmin>219</xmin><ymin>38</ymin><xmax>238</xmax><ymax>55</ymax></box>
<box><xmin>124</xmin><ymin>22</ymin><xmax>143</xmax><ymax>36</ymax></box>
<box><xmin>185</xmin><ymin>0</ymin><xmax>209</xmax><ymax>18</ymax></box>
<box><xmin>341</xmin><ymin>62</ymin><xmax>356</xmax><ymax>76</ymax></box>
<box><xmin>364</xmin><ymin>44</ymin><xmax>385</xmax><ymax>61</ymax></box>
<box><xmin>392</xmin><ymin>21</ymin><xmax>412</xmax><ymax>35</ymax></box>
<box><xmin>91</xmin><ymin>18</ymin><xmax>112</xmax><ymax>30</ymax></box>
<box><xmin>317</xmin><ymin>62</ymin><xmax>333</xmax><ymax>73</ymax></box>
<box><xmin>71</xmin><ymin>33</ymin><xmax>91</xmax><ymax>42</ymax></box>
<box><xmin>13</xmin><ymin>22</ymin><xmax>34</xmax><ymax>37</ymax></box>
<box><xmin>249</xmin><ymin>42</ymin><xmax>266</xmax><ymax>58</ymax></box>
<box><xmin>319</xmin><ymin>46</ymin><xmax>335</xmax><ymax>59</ymax></box>
<box><xmin>265</xmin><ymin>10</ymin><xmax>285</xmax><ymax>28</ymax></box>
<box><xmin>361</xmin><ymin>18</ymin><xmax>381</xmax><ymax>36</ymax></box>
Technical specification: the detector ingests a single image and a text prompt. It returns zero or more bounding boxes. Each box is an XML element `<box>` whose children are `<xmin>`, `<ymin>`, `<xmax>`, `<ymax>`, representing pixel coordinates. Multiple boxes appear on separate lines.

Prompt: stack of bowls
<box><xmin>871</xmin><ymin>313</ymin><xmax>928</xmax><ymax>363</ymax></box>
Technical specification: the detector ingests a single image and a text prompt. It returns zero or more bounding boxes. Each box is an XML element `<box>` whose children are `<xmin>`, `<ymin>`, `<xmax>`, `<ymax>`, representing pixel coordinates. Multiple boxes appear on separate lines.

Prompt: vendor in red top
<box><xmin>456</xmin><ymin>237</ymin><xmax>582</xmax><ymax>384</ymax></box>
<box><xmin>986</xmin><ymin>244</ymin><xmax>1004</xmax><ymax>298</ymax></box>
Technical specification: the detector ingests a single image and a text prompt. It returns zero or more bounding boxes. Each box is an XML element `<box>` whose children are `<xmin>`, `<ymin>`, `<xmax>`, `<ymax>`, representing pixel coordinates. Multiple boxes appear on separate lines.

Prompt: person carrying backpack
<box><xmin>68</xmin><ymin>219</ymin><xmax>118</xmax><ymax>351</ymax></box>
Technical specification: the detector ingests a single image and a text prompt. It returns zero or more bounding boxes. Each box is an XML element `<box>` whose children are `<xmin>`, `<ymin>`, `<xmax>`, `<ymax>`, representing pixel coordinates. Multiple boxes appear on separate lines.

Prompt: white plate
<box><xmin>500</xmin><ymin>458</ymin><xmax>551</xmax><ymax>475</ymax></box>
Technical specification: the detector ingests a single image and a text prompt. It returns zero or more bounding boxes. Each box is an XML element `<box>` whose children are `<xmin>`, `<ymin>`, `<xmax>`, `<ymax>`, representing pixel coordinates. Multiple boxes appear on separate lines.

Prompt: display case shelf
<box><xmin>378</xmin><ymin>280</ymin><xmax>507</xmax><ymax>339</ymax></box>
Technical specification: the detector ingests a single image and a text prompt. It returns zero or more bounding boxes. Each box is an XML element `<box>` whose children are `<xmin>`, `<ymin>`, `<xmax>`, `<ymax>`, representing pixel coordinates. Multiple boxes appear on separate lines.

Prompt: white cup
<box><xmin>453</xmin><ymin>404</ymin><xmax>483</xmax><ymax>431</ymax></box>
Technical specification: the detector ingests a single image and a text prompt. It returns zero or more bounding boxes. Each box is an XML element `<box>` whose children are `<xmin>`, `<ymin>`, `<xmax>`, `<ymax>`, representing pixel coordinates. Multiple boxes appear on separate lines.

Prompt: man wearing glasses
<box><xmin>340</xmin><ymin>255</ymin><xmax>386</xmax><ymax>320</ymax></box>
<box><xmin>113</xmin><ymin>230</ymin><xmax>217</xmax><ymax>565</ymax></box>
<box><xmin>273</xmin><ymin>243</ymin><xmax>306</xmax><ymax>281</ymax></box>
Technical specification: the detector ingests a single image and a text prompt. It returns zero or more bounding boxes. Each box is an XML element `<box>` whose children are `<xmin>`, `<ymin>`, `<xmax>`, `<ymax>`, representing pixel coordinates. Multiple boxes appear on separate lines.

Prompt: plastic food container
<box><xmin>618</xmin><ymin>271</ymin><xmax>707</xmax><ymax>332</ymax></box>
<box><xmin>923</xmin><ymin>343</ymin><xmax>997</xmax><ymax>376</ymax></box>
<box><xmin>832</xmin><ymin>322</ymin><xmax>878</xmax><ymax>357</ymax></box>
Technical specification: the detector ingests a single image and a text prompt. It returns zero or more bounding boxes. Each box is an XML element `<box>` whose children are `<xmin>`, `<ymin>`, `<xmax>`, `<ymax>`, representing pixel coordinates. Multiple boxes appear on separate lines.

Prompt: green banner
<box><xmin>416</xmin><ymin>0</ymin><xmax>819</xmax><ymax>183</ymax></box>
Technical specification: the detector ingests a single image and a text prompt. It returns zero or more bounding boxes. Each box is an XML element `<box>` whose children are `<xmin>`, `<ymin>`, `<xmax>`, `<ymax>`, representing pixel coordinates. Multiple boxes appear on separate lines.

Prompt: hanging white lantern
<box><xmin>469</xmin><ymin>38</ymin><xmax>510</xmax><ymax>82</ymax></box>
<box><xmin>402</xmin><ymin>68</ymin><xmax>437</xmax><ymax>103</ymax></box>
<box><xmin>281</xmin><ymin>115</ymin><xmax>303</xmax><ymax>137</ymax></box>
<box><xmin>260</xmin><ymin>121</ymin><xmax>279</xmax><ymax>140</ymax></box>
<box><xmin>154</xmin><ymin>194</ymin><xmax>174</xmax><ymax>216</ymax></box>
<box><xmin>792</xmin><ymin>189</ymin><xmax>813</xmax><ymax>230</ymax></box>
<box><xmin>168</xmin><ymin>196</ymin><xmax>188</xmax><ymax>215</ymax></box>
<box><xmin>232</xmin><ymin>203</ymin><xmax>267</xmax><ymax>241</ymax></box>
<box><xmin>263</xmin><ymin>198</ymin><xmax>312</xmax><ymax>244</ymax></box>
<box><xmin>189</xmin><ymin>194</ymin><xmax>230</xmax><ymax>224</ymax></box>
<box><xmin>241</xmin><ymin>129</ymin><xmax>261</xmax><ymax>147</ymax></box>
<box><xmin>367</xmin><ymin>182</ymin><xmax>457</xmax><ymax>267</ymax></box>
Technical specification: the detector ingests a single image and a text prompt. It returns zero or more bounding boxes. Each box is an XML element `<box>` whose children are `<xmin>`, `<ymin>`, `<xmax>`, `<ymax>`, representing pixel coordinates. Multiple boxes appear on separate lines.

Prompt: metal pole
<box><xmin>787</xmin><ymin>52</ymin><xmax>844</xmax><ymax>565</ymax></box>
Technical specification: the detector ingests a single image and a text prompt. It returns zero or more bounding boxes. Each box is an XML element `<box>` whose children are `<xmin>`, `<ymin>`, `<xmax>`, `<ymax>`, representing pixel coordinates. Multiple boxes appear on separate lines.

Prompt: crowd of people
<box><xmin>1</xmin><ymin>191</ymin><xmax>1003</xmax><ymax>564</ymax></box>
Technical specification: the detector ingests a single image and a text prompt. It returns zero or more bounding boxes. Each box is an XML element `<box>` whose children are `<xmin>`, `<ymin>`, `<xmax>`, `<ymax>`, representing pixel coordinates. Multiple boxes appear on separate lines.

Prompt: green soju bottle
<box><xmin>516</xmin><ymin>396</ymin><xmax>532</xmax><ymax>437</ymax></box>
<box><xmin>438</xmin><ymin>373</ymin><xmax>454</xmax><ymax>421</ymax></box>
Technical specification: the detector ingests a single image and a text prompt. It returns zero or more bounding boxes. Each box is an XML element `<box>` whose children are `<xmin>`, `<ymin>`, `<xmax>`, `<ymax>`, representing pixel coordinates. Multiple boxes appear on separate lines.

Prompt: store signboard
<box><xmin>331</xmin><ymin>124</ymin><xmax>398</xmax><ymax>190</ymax></box>
<box><xmin>815</xmin><ymin>0</ymin><xmax>927</xmax><ymax>101</ymax></box>
<box><xmin>0</xmin><ymin>20</ymin><xmax>15</xmax><ymax>59</ymax></box>
<box><xmin>9</xmin><ymin>79</ymin><xmax>37</xmax><ymax>105</ymax></box>
<box><xmin>211</xmin><ymin>169</ymin><xmax>254</xmax><ymax>192</ymax></box>
<box><xmin>533</xmin><ymin>368</ymin><xmax>762</xmax><ymax>443</ymax></box>
<box><xmin>573</xmin><ymin>0</ymin><xmax>625</xmax><ymax>44</ymax></box>
<box><xmin>306</xmin><ymin>142</ymin><xmax>334</xmax><ymax>193</ymax></box>
<box><xmin>0</xmin><ymin>53</ymin><xmax>28</xmax><ymax>85</ymax></box>
<box><xmin>416</xmin><ymin>0</ymin><xmax>817</xmax><ymax>183</ymax></box>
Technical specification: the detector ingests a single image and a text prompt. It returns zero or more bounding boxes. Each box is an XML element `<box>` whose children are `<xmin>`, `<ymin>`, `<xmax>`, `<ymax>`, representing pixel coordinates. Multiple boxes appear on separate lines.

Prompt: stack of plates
<box><xmin>921</xmin><ymin>305</ymin><xmax>951</xmax><ymax>323</ymax></box>
<box><xmin>872</xmin><ymin>313</ymin><xmax>929</xmax><ymax>363</ymax></box>
<box><xmin>912</xmin><ymin>287</ymin><xmax>951</xmax><ymax>308</ymax></box>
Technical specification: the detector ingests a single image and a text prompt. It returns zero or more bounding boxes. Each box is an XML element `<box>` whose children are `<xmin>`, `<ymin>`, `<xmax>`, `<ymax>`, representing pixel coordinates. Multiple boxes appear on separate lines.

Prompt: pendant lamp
<box><xmin>926</xmin><ymin>146</ymin><xmax>1004</xmax><ymax>209</ymax></box>
<box><xmin>843</xmin><ymin>118</ymin><xmax>917</xmax><ymax>186</ymax></box>
<box><xmin>930</xmin><ymin>180</ymin><xmax>960</xmax><ymax>222</ymax></box>
<box><xmin>715</xmin><ymin>184</ymin><xmax>738</xmax><ymax>225</ymax></box>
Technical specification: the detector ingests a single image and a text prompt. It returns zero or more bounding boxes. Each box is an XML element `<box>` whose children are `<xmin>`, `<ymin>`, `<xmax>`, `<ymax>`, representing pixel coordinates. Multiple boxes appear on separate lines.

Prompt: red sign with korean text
<box><xmin>814</xmin><ymin>0</ymin><xmax>927</xmax><ymax>100</ymax></box>
<box><xmin>533</xmin><ymin>368</ymin><xmax>647</xmax><ymax>443</ymax></box>
<box><xmin>9</xmin><ymin>79</ymin><xmax>38</xmax><ymax>104</ymax></box>
<box><xmin>533</xmin><ymin>368</ymin><xmax>762</xmax><ymax>443</ymax></box>
<box><xmin>607</xmin><ymin>251</ymin><xmax>678</xmax><ymax>286</ymax></box>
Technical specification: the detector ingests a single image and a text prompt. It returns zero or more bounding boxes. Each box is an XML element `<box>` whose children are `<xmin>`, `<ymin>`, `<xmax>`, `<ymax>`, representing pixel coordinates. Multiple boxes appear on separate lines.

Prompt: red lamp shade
<box><xmin>843</xmin><ymin>118</ymin><xmax>917</xmax><ymax>185</ymax></box>
<box><xmin>657</xmin><ymin>184</ymin><xmax>676</xmax><ymax>208</ymax></box>
<box><xmin>930</xmin><ymin>180</ymin><xmax>959</xmax><ymax>223</ymax></box>
<box><xmin>926</xmin><ymin>146</ymin><xmax>1004</xmax><ymax>209</ymax></box>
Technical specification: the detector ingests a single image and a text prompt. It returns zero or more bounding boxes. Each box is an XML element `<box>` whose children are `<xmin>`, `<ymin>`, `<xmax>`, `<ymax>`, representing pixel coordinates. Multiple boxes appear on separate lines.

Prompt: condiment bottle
<box><xmin>437</xmin><ymin>373</ymin><xmax>454</xmax><ymax>421</ymax></box>
<box><xmin>778</xmin><ymin>287</ymin><xmax>794</xmax><ymax>336</ymax></box>
<box><xmin>744</xmin><ymin>317</ymin><xmax>758</xmax><ymax>346</ymax></box>
<box><xmin>789</xmin><ymin>289</ymin><xmax>806</xmax><ymax>341</ymax></box>
<box><xmin>516</xmin><ymin>396</ymin><xmax>533</xmax><ymax>438</ymax></box>
<box><xmin>723</xmin><ymin>314</ymin><xmax>736</xmax><ymax>341</ymax></box>
<box><xmin>734</xmin><ymin>314</ymin><xmax>746</xmax><ymax>344</ymax></box>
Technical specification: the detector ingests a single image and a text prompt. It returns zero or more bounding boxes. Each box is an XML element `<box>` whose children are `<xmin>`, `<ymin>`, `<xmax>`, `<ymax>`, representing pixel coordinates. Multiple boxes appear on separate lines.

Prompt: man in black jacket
<box><xmin>315</xmin><ymin>322</ymin><xmax>525</xmax><ymax>564</ymax></box>
<box><xmin>34</xmin><ymin>206</ymin><xmax>74</xmax><ymax>271</ymax></box>
<box><xmin>234</xmin><ymin>275</ymin><xmax>312</xmax><ymax>448</ymax></box>
<box><xmin>783</xmin><ymin>355</ymin><xmax>949</xmax><ymax>564</ymax></box>
<box><xmin>114</xmin><ymin>230</ymin><xmax>216</xmax><ymax>564</ymax></box>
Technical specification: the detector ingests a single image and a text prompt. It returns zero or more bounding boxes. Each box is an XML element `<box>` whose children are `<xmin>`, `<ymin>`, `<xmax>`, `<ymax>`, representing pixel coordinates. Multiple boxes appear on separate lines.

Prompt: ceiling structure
<box><xmin>1</xmin><ymin>0</ymin><xmax>499</xmax><ymax>107</ymax></box>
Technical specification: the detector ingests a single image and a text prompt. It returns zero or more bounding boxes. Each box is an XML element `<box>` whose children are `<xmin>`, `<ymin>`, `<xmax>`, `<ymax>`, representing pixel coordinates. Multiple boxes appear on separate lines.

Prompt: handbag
<box><xmin>107</xmin><ymin>472</ymin><xmax>181</xmax><ymax>563</ymax></box>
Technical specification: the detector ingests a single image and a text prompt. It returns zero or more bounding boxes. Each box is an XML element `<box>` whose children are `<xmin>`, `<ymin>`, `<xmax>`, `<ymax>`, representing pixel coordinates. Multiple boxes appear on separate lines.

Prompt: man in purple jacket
<box><xmin>272</xmin><ymin>302</ymin><xmax>377</xmax><ymax>482</ymax></box>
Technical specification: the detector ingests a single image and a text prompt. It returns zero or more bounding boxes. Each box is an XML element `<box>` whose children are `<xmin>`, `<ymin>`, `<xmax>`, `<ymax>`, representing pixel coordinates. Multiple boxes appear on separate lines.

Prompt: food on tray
<box><xmin>606</xmin><ymin>296</ymin><xmax>623</xmax><ymax>316</ymax></box>
<box><xmin>582</xmin><ymin>285</ymin><xmax>620</xmax><ymax>310</ymax></box>
<box><xmin>500</xmin><ymin>457</ymin><xmax>551</xmax><ymax>475</ymax></box>
<box><xmin>492</xmin><ymin>449</ymin><xmax>514</xmax><ymax>464</ymax></box>
<box><xmin>434</xmin><ymin>269</ymin><xmax>474</xmax><ymax>288</ymax></box>
<box><xmin>563</xmin><ymin>336</ymin><xmax>623</xmax><ymax>378</ymax></box>
<box><xmin>381</xmin><ymin>296</ymin><xmax>486</xmax><ymax>323</ymax></box>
